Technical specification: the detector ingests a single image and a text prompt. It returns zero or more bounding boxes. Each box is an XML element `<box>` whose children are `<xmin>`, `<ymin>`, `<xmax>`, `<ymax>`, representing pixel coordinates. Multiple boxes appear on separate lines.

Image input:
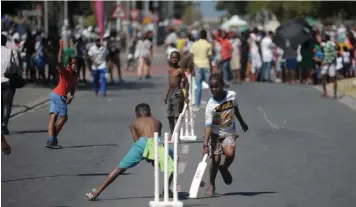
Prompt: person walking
<box><xmin>1</xmin><ymin>34</ymin><xmax>21</xmax><ymax>135</ymax></box>
<box><xmin>190</xmin><ymin>30</ymin><xmax>213</xmax><ymax>111</ymax></box>
<box><xmin>88</xmin><ymin>37</ymin><xmax>108</xmax><ymax>96</ymax></box>
<box><xmin>260</xmin><ymin>31</ymin><xmax>274</xmax><ymax>82</ymax></box>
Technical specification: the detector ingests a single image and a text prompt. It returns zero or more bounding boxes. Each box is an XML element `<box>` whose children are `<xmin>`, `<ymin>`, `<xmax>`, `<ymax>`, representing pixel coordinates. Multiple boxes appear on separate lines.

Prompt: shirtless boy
<box><xmin>164</xmin><ymin>51</ymin><xmax>189</xmax><ymax>136</ymax></box>
<box><xmin>86</xmin><ymin>103</ymin><xmax>174</xmax><ymax>201</ymax></box>
<box><xmin>203</xmin><ymin>73</ymin><xmax>248</xmax><ymax>196</ymax></box>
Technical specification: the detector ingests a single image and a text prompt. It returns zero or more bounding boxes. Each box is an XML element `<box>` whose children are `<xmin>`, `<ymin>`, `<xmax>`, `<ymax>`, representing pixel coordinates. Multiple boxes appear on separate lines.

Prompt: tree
<box><xmin>247</xmin><ymin>1</ymin><xmax>319</xmax><ymax>21</ymax></box>
<box><xmin>317</xmin><ymin>1</ymin><xmax>356</xmax><ymax>20</ymax></box>
<box><xmin>217</xmin><ymin>1</ymin><xmax>356</xmax><ymax>22</ymax></box>
<box><xmin>181</xmin><ymin>3</ymin><xmax>201</xmax><ymax>25</ymax></box>
<box><xmin>215</xmin><ymin>1</ymin><xmax>249</xmax><ymax>17</ymax></box>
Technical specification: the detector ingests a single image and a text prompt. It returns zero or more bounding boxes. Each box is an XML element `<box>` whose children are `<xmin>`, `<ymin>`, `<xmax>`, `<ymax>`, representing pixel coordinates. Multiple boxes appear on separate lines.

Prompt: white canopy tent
<box><xmin>220</xmin><ymin>15</ymin><xmax>247</xmax><ymax>30</ymax></box>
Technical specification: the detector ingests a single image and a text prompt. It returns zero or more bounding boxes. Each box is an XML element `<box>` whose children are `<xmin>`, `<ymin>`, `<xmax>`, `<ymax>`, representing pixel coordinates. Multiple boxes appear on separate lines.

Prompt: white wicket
<box><xmin>149</xmin><ymin>132</ymin><xmax>183</xmax><ymax>207</ymax></box>
<box><xmin>179</xmin><ymin>103</ymin><xmax>197</xmax><ymax>141</ymax></box>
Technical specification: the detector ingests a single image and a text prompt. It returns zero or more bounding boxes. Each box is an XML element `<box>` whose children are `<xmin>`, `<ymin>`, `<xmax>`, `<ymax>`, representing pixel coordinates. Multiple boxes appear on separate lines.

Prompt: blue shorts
<box><xmin>286</xmin><ymin>58</ymin><xmax>297</xmax><ymax>70</ymax></box>
<box><xmin>49</xmin><ymin>92</ymin><xmax>68</xmax><ymax>117</ymax></box>
<box><xmin>119</xmin><ymin>137</ymin><xmax>174</xmax><ymax>169</ymax></box>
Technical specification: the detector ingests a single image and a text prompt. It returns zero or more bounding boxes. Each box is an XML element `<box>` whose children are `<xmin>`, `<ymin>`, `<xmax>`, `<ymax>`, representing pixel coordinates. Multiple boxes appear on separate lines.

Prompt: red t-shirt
<box><xmin>52</xmin><ymin>68</ymin><xmax>78</xmax><ymax>96</ymax></box>
<box><xmin>216</xmin><ymin>36</ymin><xmax>232</xmax><ymax>61</ymax></box>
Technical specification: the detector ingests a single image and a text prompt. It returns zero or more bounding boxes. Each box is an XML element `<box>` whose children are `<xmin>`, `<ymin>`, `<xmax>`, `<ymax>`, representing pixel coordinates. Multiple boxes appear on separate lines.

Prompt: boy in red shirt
<box><xmin>46</xmin><ymin>40</ymin><xmax>78</xmax><ymax>149</ymax></box>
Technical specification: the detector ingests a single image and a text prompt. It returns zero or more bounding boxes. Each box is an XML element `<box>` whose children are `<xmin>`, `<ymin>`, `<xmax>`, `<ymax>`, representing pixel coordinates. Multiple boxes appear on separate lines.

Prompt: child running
<box><xmin>164</xmin><ymin>51</ymin><xmax>189</xmax><ymax>137</ymax></box>
<box><xmin>46</xmin><ymin>40</ymin><xmax>78</xmax><ymax>149</ymax></box>
<box><xmin>203</xmin><ymin>73</ymin><xmax>248</xmax><ymax>196</ymax></box>
<box><xmin>86</xmin><ymin>103</ymin><xmax>174</xmax><ymax>201</ymax></box>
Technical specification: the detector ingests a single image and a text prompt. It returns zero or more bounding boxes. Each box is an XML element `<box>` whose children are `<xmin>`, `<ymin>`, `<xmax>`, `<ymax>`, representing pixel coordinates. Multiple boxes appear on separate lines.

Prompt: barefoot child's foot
<box><xmin>207</xmin><ymin>184</ymin><xmax>216</xmax><ymax>197</ymax></box>
<box><xmin>86</xmin><ymin>189</ymin><xmax>99</xmax><ymax>201</ymax></box>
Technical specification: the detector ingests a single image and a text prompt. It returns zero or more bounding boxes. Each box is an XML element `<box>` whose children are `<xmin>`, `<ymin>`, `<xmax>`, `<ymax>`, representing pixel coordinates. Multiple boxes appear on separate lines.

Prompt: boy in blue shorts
<box><xmin>86</xmin><ymin>103</ymin><xmax>174</xmax><ymax>201</ymax></box>
<box><xmin>47</xmin><ymin>40</ymin><xmax>78</xmax><ymax>149</ymax></box>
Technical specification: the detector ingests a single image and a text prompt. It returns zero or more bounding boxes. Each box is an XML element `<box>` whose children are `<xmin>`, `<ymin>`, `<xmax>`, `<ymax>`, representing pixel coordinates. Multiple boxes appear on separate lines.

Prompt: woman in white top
<box><xmin>135</xmin><ymin>33</ymin><xmax>153</xmax><ymax>79</ymax></box>
<box><xmin>229</xmin><ymin>32</ymin><xmax>241</xmax><ymax>83</ymax></box>
<box><xmin>1</xmin><ymin>34</ymin><xmax>21</xmax><ymax>135</ymax></box>
<box><xmin>249</xmin><ymin>33</ymin><xmax>262</xmax><ymax>81</ymax></box>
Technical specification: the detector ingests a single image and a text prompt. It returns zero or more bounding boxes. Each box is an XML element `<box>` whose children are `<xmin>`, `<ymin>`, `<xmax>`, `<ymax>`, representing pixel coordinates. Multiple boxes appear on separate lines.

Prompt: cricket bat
<box><xmin>189</xmin><ymin>154</ymin><xmax>209</xmax><ymax>198</ymax></box>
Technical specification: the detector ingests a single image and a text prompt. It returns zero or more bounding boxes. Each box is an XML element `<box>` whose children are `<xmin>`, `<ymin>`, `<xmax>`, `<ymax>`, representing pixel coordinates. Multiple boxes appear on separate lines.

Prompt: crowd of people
<box><xmin>163</xmin><ymin>24</ymin><xmax>356</xmax><ymax>100</ymax></box>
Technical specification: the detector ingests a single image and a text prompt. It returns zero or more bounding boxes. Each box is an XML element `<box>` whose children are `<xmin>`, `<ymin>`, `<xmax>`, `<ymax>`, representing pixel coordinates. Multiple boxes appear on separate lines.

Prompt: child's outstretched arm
<box><xmin>57</xmin><ymin>40</ymin><xmax>65</xmax><ymax>71</ymax></box>
<box><xmin>234</xmin><ymin>106</ymin><xmax>248</xmax><ymax>132</ymax></box>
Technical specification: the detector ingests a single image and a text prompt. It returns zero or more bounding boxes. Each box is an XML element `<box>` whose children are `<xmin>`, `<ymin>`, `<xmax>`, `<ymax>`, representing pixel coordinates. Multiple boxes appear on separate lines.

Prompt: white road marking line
<box><xmin>279</xmin><ymin>126</ymin><xmax>320</xmax><ymax>134</ymax></box>
<box><xmin>178</xmin><ymin>162</ymin><xmax>186</xmax><ymax>174</ymax></box>
<box><xmin>258</xmin><ymin>106</ymin><xmax>320</xmax><ymax>134</ymax></box>
<box><xmin>181</xmin><ymin>144</ymin><xmax>190</xmax><ymax>154</ymax></box>
<box><xmin>258</xmin><ymin>106</ymin><xmax>279</xmax><ymax>130</ymax></box>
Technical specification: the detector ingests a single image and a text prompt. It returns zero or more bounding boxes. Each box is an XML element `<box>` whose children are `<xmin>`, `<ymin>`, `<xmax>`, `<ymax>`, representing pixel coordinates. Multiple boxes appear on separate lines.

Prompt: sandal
<box><xmin>219</xmin><ymin>165</ymin><xmax>233</xmax><ymax>185</ymax></box>
<box><xmin>86</xmin><ymin>190</ymin><xmax>99</xmax><ymax>201</ymax></box>
<box><xmin>207</xmin><ymin>184</ymin><xmax>216</xmax><ymax>197</ymax></box>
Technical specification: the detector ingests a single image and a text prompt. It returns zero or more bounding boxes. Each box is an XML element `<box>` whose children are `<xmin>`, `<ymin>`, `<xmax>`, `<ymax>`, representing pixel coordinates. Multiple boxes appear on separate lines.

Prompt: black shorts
<box><xmin>167</xmin><ymin>88</ymin><xmax>184</xmax><ymax>118</ymax></box>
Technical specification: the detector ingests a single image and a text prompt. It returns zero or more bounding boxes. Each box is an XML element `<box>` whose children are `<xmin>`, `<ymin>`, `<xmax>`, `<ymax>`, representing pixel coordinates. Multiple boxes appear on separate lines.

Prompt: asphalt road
<box><xmin>2</xmin><ymin>75</ymin><xmax>356</xmax><ymax>207</ymax></box>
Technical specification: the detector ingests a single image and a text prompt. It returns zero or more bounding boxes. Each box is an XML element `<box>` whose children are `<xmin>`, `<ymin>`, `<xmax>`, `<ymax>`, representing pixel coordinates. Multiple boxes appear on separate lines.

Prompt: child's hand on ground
<box><xmin>2</xmin><ymin>138</ymin><xmax>11</xmax><ymax>156</ymax></box>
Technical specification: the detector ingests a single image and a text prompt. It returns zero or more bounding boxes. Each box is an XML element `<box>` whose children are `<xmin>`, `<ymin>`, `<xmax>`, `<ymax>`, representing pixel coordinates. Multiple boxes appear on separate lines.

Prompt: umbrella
<box><xmin>272</xmin><ymin>19</ymin><xmax>312</xmax><ymax>49</ymax></box>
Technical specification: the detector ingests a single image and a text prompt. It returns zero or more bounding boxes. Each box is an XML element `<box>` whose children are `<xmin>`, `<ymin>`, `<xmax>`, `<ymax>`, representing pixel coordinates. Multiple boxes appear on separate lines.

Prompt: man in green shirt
<box><xmin>321</xmin><ymin>35</ymin><xmax>337</xmax><ymax>98</ymax></box>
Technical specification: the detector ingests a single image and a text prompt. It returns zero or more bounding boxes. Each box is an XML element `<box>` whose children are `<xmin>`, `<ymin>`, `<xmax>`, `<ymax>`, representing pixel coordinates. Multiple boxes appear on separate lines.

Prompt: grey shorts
<box><xmin>167</xmin><ymin>88</ymin><xmax>184</xmax><ymax>118</ymax></box>
<box><xmin>208</xmin><ymin>133</ymin><xmax>238</xmax><ymax>157</ymax></box>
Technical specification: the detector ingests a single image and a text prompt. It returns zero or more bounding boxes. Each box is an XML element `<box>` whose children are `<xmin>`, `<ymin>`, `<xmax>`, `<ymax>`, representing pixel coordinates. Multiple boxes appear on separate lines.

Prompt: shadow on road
<box><xmin>182</xmin><ymin>191</ymin><xmax>276</xmax><ymax>200</ymax></box>
<box><xmin>223</xmin><ymin>191</ymin><xmax>276</xmax><ymax>196</ymax></box>
<box><xmin>10</xmin><ymin>129</ymin><xmax>48</xmax><ymax>135</ymax></box>
<box><xmin>13</xmin><ymin>104</ymin><xmax>31</xmax><ymax>109</ymax></box>
<box><xmin>2</xmin><ymin>172</ymin><xmax>131</xmax><ymax>183</ymax></box>
<box><xmin>26</xmin><ymin>79</ymin><xmax>160</xmax><ymax>91</ymax></box>
<box><xmin>62</xmin><ymin>144</ymin><xmax>119</xmax><ymax>149</ymax></box>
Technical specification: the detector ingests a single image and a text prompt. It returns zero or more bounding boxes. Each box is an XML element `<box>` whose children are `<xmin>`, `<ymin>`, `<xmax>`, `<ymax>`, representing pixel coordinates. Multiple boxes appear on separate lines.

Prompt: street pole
<box><xmin>131</xmin><ymin>1</ymin><xmax>137</xmax><ymax>36</ymax></box>
<box><xmin>143</xmin><ymin>0</ymin><xmax>149</xmax><ymax>34</ymax></box>
<box><xmin>124</xmin><ymin>1</ymin><xmax>130</xmax><ymax>48</ymax></box>
<box><xmin>153</xmin><ymin>1</ymin><xmax>159</xmax><ymax>46</ymax></box>
<box><xmin>116</xmin><ymin>0</ymin><xmax>121</xmax><ymax>41</ymax></box>
<box><xmin>63</xmin><ymin>0</ymin><xmax>68</xmax><ymax>48</ymax></box>
<box><xmin>44</xmin><ymin>1</ymin><xmax>48</xmax><ymax>38</ymax></box>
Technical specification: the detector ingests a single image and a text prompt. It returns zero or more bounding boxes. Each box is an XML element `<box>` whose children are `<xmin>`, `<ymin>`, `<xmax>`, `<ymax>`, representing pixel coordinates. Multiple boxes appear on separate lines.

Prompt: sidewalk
<box><xmin>328</xmin><ymin>77</ymin><xmax>356</xmax><ymax>98</ymax></box>
<box><xmin>326</xmin><ymin>78</ymin><xmax>356</xmax><ymax>111</ymax></box>
<box><xmin>11</xmin><ymin>86</ymin><xmax>51</xmax><ymax>118</ymax></box>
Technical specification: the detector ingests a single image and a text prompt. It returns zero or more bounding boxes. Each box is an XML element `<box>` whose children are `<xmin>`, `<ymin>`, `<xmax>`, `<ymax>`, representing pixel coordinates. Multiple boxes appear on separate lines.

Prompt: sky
<box><xmin>199</xmin><ymin>1</ymin><xmax>226</xmax><ymax>18</ymax></box>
